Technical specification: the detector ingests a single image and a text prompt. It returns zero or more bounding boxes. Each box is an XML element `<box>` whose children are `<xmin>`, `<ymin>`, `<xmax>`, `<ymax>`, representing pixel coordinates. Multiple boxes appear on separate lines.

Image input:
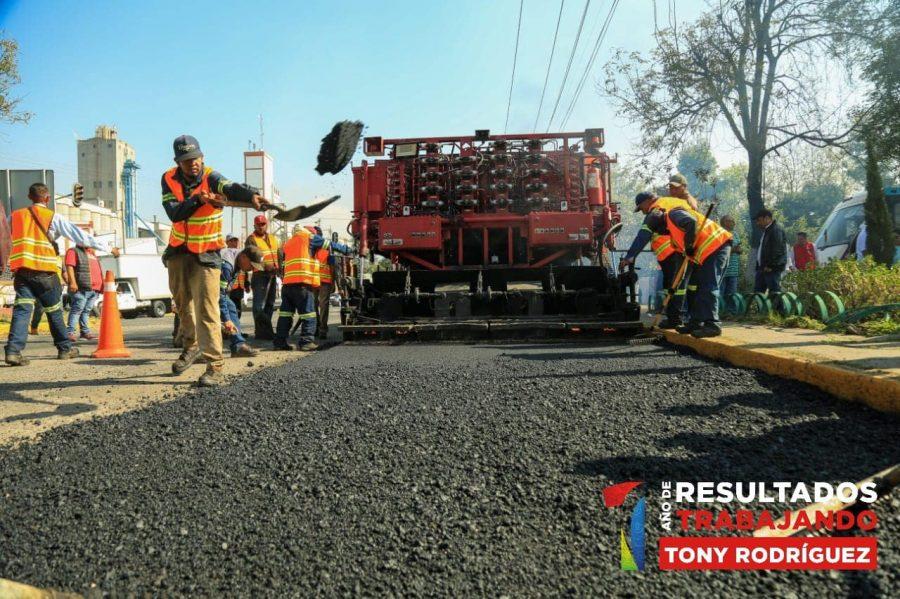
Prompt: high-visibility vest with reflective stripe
<box><xmin>650</xmin><ymin>196</ymin><xmax>692</xmax><ymax>212</ymax></box>
<box><xmin>164</xmin><ymin>166</ymin><xmax>225</xmax><ymax>254</ymax></box>
<box><xmin>666</xmin><ymin>207</ymin><xmax>732</xmax><ymax>265</ymax></box>
<box><xmin>651</xmin><ymin>234</ymin><xmax>675</xmax><ymax>262</ymax></box>
<box><xmin>9</xmin><ymin>205</ymin><xmax>58</xmax><ymax>273</ymax></box>
<box><xmin>236</xmin><ymin>270</ymin><xmax>246</xmax><ymax>290</ymax></box>
<box><xmin>315</xmin><ymin>248</ymin><xmax>332</xmax><ymax>285</ymax></box>
<box><xmin>248</xmin><ymin>233</ymin><xmax>279</xmax><ymax>270</ymax></box>
<box><xmin>282</xmin><ymin>230</ymin><xmax>319</xmax><ymax>287</ymax></box>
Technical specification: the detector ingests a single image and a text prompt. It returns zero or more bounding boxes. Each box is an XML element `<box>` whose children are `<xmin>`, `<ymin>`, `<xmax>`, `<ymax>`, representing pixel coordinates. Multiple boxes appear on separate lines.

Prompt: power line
<box><xmin>560</xmin><ymin>0</ymin><xmax>620</xmax><ymax>129</ymax></box>
<box><xmin>545</xmin><ymin>0</ymin><xmax>592</xmax><ymax>132</ymax></box>
<box><xmin>504</xmin><ymin>0</ymin><xmax>525</xmax><ymax>134</ymax></box>
<box><xmin>533</xmin><ymin>0</ymin><xmax>566</xmax><ymax>133</ymax></box>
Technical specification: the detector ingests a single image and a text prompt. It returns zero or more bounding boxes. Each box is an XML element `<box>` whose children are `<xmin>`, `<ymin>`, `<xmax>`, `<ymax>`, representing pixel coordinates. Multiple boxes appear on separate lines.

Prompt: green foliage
<box><xmin>677</xmin><ymin>142</ymin><xmax>718</xmax><ymax>201</ymax></box>
<box><xmin>782</xmin><ymin>256</ymin><xmax>900</xmax><ymax>309</ymax></box>
<box><xmin>0</xmin><ymin>37</ymin><xmax>30</xmax><ymax>124</ymax></box>
<box><xmin>858</xmin><ymin>24</ymin><xmax>900</xmax><ymax>166</ymax></box>
<box><xmin>863</xmin><ymin>140</ymin><xmax>895</xmax><ymax>265</ymax></box>
<box><xmin>844</xmin><ymin>318</ymin><xmax>900</xmax><ymax>337</ymax></box>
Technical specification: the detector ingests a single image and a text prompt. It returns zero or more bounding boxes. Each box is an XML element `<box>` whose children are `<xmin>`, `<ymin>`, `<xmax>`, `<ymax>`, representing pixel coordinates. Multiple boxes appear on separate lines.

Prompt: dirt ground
<box><xmin>0</xmin><ymin>312</ymin><xmax>329</xmax><ymax>446</ymax></box>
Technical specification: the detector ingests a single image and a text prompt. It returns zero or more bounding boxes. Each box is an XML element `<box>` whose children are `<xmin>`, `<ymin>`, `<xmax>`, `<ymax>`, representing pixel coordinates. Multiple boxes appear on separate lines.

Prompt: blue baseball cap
<box><xmin>634</xmin><ymin>191</ymin><xmax>656</xmax><ymax>211</ymax></box>
<box><xmin>173</xmin><ymin>134</ymin><xmax>203</xmax><ymax>162</ymax></box>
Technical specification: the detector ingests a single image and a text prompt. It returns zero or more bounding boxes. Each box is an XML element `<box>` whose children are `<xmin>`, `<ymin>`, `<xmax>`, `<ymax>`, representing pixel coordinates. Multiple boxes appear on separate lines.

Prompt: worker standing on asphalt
<box><xmin>245</xmin><ymin>215</ymin><xmax>280</xmax><ymax>341</ymax></box>
<box><xmin>619</xmin><ymin>192</ymin><xmax>693</xmax><ymax>329</ymax></box>
<box><xmin>274</xmin><ymin>224</ymin><xmax>351</xmax><ymax>351</ymax></box>
<box><xmin>312</xmin><ymin>227</ymin><xmax>337</xmax><ymax>339</ymax></box>
<box><xmin>666</xmin><ymin>173</ymin><xmax>700</xmax><ymax>210</ymax></box>
<box><xmin>161</xmin><ymin>135</ymin><xmax>268</xmax><ymax>387</ymax></box>
<box><xmin>64</xmin><ymin>243</ymin><xmax>103</xmax><ymax>341</ymax></box>
<box><xmin>4</xmin><ymin>183</ymin><xmax>120</xmax><ymax>366</ymax></box>
<box><xmin>219</xmin><ymin>247</ymin><xmax>261</xmax><ymax>358</ymax></box>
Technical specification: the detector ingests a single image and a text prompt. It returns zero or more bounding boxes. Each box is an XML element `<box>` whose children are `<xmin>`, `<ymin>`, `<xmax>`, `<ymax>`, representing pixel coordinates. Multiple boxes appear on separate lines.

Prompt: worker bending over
<box><xmin>274</xmin><ymin>224</ymin><xmax>350</xmax><ymax>351</ymax></box>
<box><xmin>161</xmin><ymin>135</ymin><xmax>268</xmax><ymax>387</ymax></box>
<box><xmin>245</xmin><ymin>214</ymin><xmax>281</xmax><ymax>340</ymax></box>
<box><xmin>219</xmin><ymin>247</ymin><xmax>262</xmax><ymax>358</ymax></box>
<box><xmin>5</xmin><ymin>183</ymin><xmax>120</xmax><ymax>366</ymax></box>
<box><xmin>621</xmin><ymin>195</ymin><xmax>732</xmax><ymax>338</ymax></box>
<box><xmin>621</xmin><ymin>192</ymin><xmax>694</xmax><ymax>329</ymax></box>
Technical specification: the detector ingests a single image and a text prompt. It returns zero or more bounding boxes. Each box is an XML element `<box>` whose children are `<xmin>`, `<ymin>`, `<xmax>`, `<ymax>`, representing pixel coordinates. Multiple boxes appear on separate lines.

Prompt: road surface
<box><xmin>0</xmin><ymin>341</ymin><xmax>897</xmax><ymax>596</ymax></box>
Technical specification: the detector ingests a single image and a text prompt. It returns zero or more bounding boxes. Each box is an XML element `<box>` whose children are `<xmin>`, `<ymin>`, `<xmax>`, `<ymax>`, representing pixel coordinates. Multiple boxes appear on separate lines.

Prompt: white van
<box><xmin>815</xmin><ymin>187</ymin><xmax>900</xmax><ymax>265</ymax></box>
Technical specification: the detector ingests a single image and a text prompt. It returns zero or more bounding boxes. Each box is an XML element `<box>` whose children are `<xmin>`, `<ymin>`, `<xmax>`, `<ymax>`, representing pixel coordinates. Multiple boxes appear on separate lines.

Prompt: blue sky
<box><xmin>0</xmin><ymin>0</ymin><xmax>714</xmax><ymax>229</ymax></box>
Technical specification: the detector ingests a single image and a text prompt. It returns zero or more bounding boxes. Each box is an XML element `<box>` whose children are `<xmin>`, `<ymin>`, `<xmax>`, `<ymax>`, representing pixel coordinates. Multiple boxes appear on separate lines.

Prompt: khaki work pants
<box><xmin>168</xmin><ymin>253</ymin><xmax>224</xmax><ymax>369</ymax></box>
<box><xmin>316</xmin><ymin>283</ymin><xmax>333</xmax><ymax>336</ymax></box>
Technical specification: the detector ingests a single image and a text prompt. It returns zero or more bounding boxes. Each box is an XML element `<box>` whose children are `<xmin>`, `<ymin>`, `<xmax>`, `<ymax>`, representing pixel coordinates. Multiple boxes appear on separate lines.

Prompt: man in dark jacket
<box><xmin>753</xmin><ymin>208</ymin><xmax>787</xmax><ymax>294</ymax></box>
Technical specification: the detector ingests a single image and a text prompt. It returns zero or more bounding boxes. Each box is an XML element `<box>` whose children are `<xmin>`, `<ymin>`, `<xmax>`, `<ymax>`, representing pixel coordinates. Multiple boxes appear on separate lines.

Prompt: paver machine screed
<box><xmin>340</xmin><ymin>129</ymin><xmax>640</xmax><ymax>340</ymax></box>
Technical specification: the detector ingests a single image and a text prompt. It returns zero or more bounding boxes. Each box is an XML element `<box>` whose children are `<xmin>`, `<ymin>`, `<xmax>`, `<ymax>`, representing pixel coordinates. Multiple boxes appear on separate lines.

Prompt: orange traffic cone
<box><xmin>92</xmin><ymin>270</ymin><xmax>131</xmax><ymax>358</ymax></box>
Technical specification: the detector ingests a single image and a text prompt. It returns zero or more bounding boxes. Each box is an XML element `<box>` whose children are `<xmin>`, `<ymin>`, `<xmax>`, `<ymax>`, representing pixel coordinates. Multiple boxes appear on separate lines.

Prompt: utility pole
<box><xmin>259</xmin><ymin>114</ymin><xmax>264</xmax><ymax>150</ymax></box>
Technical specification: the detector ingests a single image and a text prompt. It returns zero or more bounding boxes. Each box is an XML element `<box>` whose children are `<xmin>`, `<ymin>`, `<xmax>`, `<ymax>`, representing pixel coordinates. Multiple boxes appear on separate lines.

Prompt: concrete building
<box><xmin>77</xmin><ymin>125</ymin><xmax>136</xmax><ymax>240</ymax></box>
<box><xmin>228</xmin><ymin>150</ymin><xmax>282</xmax><ymax>241</ymax></box>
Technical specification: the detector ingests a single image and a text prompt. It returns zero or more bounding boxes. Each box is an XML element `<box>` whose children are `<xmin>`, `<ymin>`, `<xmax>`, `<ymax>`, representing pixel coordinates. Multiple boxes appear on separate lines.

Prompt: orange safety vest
<box><xmin>651</xmin><ymin>234</ymin><xmax>675</xmax><ymax>262</ymax></box>
<box><xmin>9</xmin><ymin>204</ymin><xmax>58</xmax><ymax>273</ymax></box>
<box><xmin>665</xmin><ymin>206</ymin><xmax>732</xmax><ymax>265</ymax></box>
<box><xmin>282</xmin><ymin>230</ymin><xmax>319</xmax><ymax>287</ymax></box>
<box><xmin>247</xmin><ymin>233</ymin><xmax>279</xmax><ymax>270</ymax></box>
<box><xmin>315</xmin><ymin>248</ymin><xmax>332</xmax><ymax>285</ymax></box>
<box><xmin>164</xmin><ymin>166</ymin><xmax>224</xmax><ymax>254</ymax></box>
<box><xmin>646</xmin><ymin>197</ymin><xmax>690</xmax><ymax>264</ymax></box>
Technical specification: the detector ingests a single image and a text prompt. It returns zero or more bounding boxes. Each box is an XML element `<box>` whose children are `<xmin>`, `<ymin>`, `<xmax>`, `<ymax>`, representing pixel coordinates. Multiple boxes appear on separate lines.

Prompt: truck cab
<box><xmin>815</xmin><ymin>187</ymin><xmax>900</xmax><ymax>265</ymax></box>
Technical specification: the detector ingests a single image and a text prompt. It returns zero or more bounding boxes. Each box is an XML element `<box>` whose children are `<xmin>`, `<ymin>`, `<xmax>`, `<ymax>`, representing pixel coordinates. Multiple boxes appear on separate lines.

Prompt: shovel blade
<box><xmin>273</xmin><ymin>195</ymin><xmax>341</xmax><ymax>222</ymax></box>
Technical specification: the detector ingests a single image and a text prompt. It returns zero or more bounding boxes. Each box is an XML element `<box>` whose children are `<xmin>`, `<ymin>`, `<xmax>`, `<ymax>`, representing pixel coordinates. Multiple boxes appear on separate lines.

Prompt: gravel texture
<box><xmin>0</xmin><ymin>342</ymin><xmax>897</xmax><ymax>597</ymax></box>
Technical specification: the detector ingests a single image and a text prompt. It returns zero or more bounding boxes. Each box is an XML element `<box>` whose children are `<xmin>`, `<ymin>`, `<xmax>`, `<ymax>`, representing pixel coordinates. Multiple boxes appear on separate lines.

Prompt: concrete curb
<box><xmin>662</xmin><ymin>330</ymin><xmax>900</xmax><ymax>415</ymax></box>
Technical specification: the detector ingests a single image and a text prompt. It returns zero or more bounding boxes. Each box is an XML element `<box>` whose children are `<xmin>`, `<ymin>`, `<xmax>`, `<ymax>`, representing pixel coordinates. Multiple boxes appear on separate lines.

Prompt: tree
<box><xmin>603</xmin><ymin>0</ymin><xmax>884</xmax><ymax>244</ymax></box>
<box><xmin>0</xmin><ymin>37</ymin><xmax>30</xmax><ymax>124</ymax></box>
<box><xmin>863</xmin><ymin>140</ymin><xmax>894</xmax><ymax>265</ymax></box>
<box><xmin>676</xmin><ymin>142</ymin><xmax>717</xmax><ymax>202</ymax></box>
<box><xmin>853</xmin><ymin>11</ymin><xmax>900</xmax><ymax>168</ymax></box>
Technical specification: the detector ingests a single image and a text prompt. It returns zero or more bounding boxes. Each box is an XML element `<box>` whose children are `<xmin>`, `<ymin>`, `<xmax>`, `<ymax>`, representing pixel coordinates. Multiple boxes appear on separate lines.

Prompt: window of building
<box><xmin>108</xmin><ymin>181</ymin><xmax>114</xmax><ymax>188</ymax></box>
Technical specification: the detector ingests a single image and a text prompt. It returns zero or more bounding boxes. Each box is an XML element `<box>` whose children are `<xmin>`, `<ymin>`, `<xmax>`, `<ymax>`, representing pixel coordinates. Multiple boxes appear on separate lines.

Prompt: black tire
<box><xmin>150</xmin><ymin>300</ymin><xmax>167</xmax><ymax>318</ymax></box>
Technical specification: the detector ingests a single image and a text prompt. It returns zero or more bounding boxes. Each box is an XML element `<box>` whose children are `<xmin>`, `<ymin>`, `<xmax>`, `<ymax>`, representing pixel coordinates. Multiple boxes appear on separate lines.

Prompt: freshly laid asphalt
<box><xmin>0</xmin><ymin>342</ymin><xmax>897</xmax><ymax>596</ymax></box>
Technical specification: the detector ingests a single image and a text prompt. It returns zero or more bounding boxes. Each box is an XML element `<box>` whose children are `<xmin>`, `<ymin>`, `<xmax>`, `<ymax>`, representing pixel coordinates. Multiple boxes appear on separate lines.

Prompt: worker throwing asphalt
<box><xmin>274</xmin><ymin>224</ymin><xmax>351</xmax><ymax>351</ymax></box>
<box><xmin>620</xmin><ymin>191</ymin><xmax>732</xmax><ymax>337</ymax></box>
<box><xmin>161</xmin><ymin>135</ymin><xmax>268</xmax><ymax>387</ymax></box>
<box><xmin>245</xmin><ymin>214</ymin><xmax>281</xmax><ymax>340</ymax></box>
<box><xmin>5</xmin><ymin>183</ymin><xmax>120</xmax><ymax>366</ymax></box>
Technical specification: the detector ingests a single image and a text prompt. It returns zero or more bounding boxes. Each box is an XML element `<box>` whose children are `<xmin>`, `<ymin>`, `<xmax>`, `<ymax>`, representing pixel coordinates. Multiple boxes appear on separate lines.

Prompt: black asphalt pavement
<box><xmin>0</xmin><ymin>342</ymin><xmax>897</xmax><ymax>596</ymax></box>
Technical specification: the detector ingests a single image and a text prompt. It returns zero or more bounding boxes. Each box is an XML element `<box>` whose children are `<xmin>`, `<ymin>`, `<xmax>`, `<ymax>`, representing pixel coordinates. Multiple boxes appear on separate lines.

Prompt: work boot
<box><xmin>298</xmin><ymin>342</ymin><xmax>319</xmax><ymax>352</ymax></box>
<box><xmin>674</xmin><ymin>322</ymin><xmax>699</xmax><ymax>335</ymax></box>
<box><xmin>172</xmin><ymin>348</ymin><xmax>201</xmax><ymax>374</ymax></box>
<box><xmin>4</xmin><ymin>353</ymin><xmax>30</xmax><ymax>366</ymax></box>
<box><xmin>58</xmin><ymin>347</ymin><xmax>80</xmax><ymax>360</ymax></box>
<box><xmin>80</xmin><ymin>331</ymin><xmax>96</xmax><ymax>340</ymax></box>
<box><xmin>658</xmin><ymin>319</ymin><xmax>682</xmax><ymax>330</ymax></box>
<box><xmin>29</xmin><ymin>327</ymin><xmax>39</xmax><ymax>335</ymax></box>
<box><xmin>67</xmin><ymin>333</ymin><xmax>78</xmax><ymax>342</ymax></box>
<box><xmin>691</xmin><ymin>323</ymin><xmax>723</xmax><ymax>338</ymax></box>
<box><xmin>272</xmin><ymin>343</ymin><xmax>294</xmax><ymax>351</ymax></box>
<box><xmin>198</xmin><ymin>367</ymin><xmax>225</xmax><ymax>387</ymax></box>
<box><xmin>231</xmin><ymin>343</ymin><xmax>259</xmax><ymax>358</ymax></box>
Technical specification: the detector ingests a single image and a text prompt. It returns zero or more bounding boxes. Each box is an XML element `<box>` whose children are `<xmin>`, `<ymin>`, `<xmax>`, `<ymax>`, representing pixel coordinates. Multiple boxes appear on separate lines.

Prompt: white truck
<box><xmin>97</xmin><ymin>252</ymin><xmax>172</xmax><ymax>318</ymax></box>
<box><xmin>815</xmin><ymin>186</ymin><xmax>900</xmax><ymax>265</ymax></box>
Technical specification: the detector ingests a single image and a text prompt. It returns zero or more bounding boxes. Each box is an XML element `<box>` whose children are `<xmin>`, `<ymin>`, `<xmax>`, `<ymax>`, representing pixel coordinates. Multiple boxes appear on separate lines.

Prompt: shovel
<box><xmin>221</xmin><ymin>195</ymin><xmax>340</xmax><ymax>222</ymax></box>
